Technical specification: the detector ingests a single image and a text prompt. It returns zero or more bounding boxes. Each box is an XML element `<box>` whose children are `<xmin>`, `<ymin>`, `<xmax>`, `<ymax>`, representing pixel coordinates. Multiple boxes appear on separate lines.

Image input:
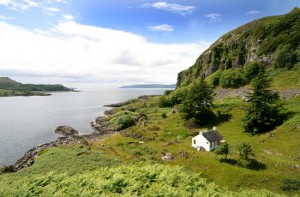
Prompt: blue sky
<box><xmin>0</xmin><ymin>0</ymin><xmax>299</xmax><ymax>87</ymax></box>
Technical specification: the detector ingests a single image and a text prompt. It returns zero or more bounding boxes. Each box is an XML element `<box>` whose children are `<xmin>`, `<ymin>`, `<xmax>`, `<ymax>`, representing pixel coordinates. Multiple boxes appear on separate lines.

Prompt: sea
<box><xmin>0</xmin><ymin>88</ymin><xmax>168</xmax><ymax>166</ymax></box>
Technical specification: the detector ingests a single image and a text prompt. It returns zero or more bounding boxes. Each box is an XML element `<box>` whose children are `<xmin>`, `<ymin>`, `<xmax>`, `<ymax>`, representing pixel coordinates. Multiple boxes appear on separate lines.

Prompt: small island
<box><xmin>0</xmin><ymin>77</ymin><xmax>76</xmax><ymax>97</ymax></box>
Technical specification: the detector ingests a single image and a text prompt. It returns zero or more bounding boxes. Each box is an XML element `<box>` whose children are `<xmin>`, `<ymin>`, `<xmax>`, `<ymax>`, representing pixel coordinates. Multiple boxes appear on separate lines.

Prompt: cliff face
<box><xmin>177</xmin><ymin>8</ymin><xmax>300</xmax><ymax>88</ymax></box>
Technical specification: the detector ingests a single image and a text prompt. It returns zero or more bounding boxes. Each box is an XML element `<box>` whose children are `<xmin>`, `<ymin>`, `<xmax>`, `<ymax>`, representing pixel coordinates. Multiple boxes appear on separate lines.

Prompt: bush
<box><xmin>243</xmin><ymin>61</ymin><xmax>261</xmax><ymax>83</ymax></box>
<box><xmin>273</xmin><ymin>44</ymin><xmax>297</xmax><ymax>69</ymax></box>
<box><xmin>161</xmin><ymin>112</ymin><xmax>167</xmax><ymax>119</ymax></box>
<box><xmin>116</xmin><ymin>114</ymin><xmax>135</xmax><ymax>130</ymax></box>
<box><xmin>211</xmin><ymin>70</ymin><xmax>222</xmax><ymax>87</ymax></box>
<box><xmin>109</xmin><ymin>111</ymin><xmax>136</xmax><ymax>130</ymax></box>
<box><xmin>280</xmin><ymin>179</ymin><xmax>300</xmax><ymax>191</ymax></box>
<box><xmin>219</xmin><ymin>68</ymin><xmax>246</xmax><ymax>88</ymax></box>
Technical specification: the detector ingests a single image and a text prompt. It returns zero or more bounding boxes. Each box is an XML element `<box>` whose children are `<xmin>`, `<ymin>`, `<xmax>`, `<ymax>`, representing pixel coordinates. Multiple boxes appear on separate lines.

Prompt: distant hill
<box><xmin>0</xmin><ymin>77</ymin><xmax>75</xmax><ymax>97</ymax></box>
<box><xmin>120</xmin><ymin>84</ymin><xmax>176</xmax><ymax>89</ymax></box>
<box><xmin>177</xmin><ymin>8</ymin><xmax>300</xmax><ymax>89</ymax></box>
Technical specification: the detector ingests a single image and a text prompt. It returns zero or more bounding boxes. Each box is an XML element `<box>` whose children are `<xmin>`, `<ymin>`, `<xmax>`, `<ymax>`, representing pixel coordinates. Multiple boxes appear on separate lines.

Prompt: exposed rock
<box><xmin>54</xmin><ymin>126</ymin><xmax>78</xmax><ymax>136</ymax></box>
<box><xmin>91</xmin><ymin>116</ymin><xmax>116</xmax><ymax>134</ymax></box>
<box><xmin>13</xmin><ymin>136</ymin><xmax>75</xmax><ymax>171</ymax></box>
<box><xmin>161</xmin><ymin>152</ymin><xmax>174</xmax><ymax>161</ymax></box>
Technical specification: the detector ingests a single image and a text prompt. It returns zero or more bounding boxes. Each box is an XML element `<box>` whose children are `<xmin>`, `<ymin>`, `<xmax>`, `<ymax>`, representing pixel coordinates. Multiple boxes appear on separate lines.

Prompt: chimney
<box><xmin>213</xmin><ymin>126</ymin><xmax>217</xmax><ymax>131</ymax></box>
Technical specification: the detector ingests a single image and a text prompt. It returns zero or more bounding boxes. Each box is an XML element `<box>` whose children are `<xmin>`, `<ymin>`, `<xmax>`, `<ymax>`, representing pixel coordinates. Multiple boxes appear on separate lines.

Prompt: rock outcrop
<box><xmin>91</xmin><ymin>116</ymin><xmax>116</xmax><ymax>134</ymax></box>
<box><xmin>54</xmin><ymin>125</ymin><xmax>79</xmax><ymax>136</ymax></box>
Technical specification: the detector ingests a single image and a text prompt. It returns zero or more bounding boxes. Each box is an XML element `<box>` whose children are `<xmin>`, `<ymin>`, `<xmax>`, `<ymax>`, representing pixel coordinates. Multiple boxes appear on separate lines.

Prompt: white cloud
<box><xmin>204</xmin><ymin>13</ymin><xmax>221</xmax><ymax>23</ymax></box>
<box><xmin>148</xmin><ymin>24</ymin><xmax>174</xmax><ymax>32</ymax></box>
<box><xmin>0</xmin><ymin>0</ymin><xmax>39</xmax><ymax>10</ymax></box>
<box><xmin>43</xmin><ymin>6</ymin><xmax>60</xmax><ymax>15</ymax></box>
<box><xmin>246</xmin><ymin>10</ymin><xmax>261</xmax><ymax>15</ymax></box>
<box><xmin>62</xmin><ymin>14</ymin><xmax>75</xmax><ymax>21</ymax></box>
<box><xmin>143</xmin><ymin>2</ymin><xmax>196</xmax><ymax>16</ymax></box>
<box><xmin>0</xmin><ymin>15</ymin><xmax>14</xmax><ymax>20</ymax></box>
<box><xmin>0</xmin><ymin>21</ymin><xmax>210</xmax><ymax>87</ymax></box>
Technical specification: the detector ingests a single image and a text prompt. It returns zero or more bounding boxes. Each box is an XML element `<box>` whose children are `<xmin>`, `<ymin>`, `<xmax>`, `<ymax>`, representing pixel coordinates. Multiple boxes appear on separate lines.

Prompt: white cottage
<box><xmin>192</xmin><ymin>127</ymin><xmax>223</xmax><ymax>151</ymax></box>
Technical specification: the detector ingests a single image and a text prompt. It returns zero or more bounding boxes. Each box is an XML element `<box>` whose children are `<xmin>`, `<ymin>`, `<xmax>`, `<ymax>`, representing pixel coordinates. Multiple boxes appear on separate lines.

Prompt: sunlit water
<box><xmin>0</xmin><ymin>88</ymin><xmax>167</xmax><ymax>165</ymax></box>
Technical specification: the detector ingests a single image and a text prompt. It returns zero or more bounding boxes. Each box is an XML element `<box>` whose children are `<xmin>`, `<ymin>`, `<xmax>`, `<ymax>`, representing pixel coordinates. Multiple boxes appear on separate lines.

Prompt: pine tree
<box><xmin>182</xmin><ymin>78</ymin><xmax>214</xmax><ymax>125</ymax></box>
<box><xmin>243</xmin><ymin>69</ymin><xmax>283</xmax><ymax>134</ymax></box>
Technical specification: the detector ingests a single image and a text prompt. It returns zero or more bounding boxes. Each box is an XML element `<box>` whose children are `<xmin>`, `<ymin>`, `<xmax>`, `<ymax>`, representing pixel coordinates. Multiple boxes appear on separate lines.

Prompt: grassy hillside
<box><xmin>177</xmin><ymin>8</ymin><xmax>300</xmax><ymax>89</ymax></box>
<box><xmin>0</xmin><ymin>77</ymin><xmax>74</xmax><ymax>96</ymax></box>
<box><xmin>1</xmin><ymin>93</ymin><xmax>298</xmax><ymax>196</ymax></box>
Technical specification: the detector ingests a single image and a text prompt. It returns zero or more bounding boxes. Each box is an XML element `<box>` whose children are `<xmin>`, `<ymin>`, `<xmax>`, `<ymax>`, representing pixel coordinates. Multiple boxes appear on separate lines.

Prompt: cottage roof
<box><xmin>202</xmin><ymin>130</ymin><xmax>223</xmax><ymax>143</ymax></box>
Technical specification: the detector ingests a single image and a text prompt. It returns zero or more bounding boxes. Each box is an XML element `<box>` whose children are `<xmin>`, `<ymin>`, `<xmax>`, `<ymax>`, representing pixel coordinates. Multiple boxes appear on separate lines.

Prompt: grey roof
<box><xmin>202</xmin><ymin>130</ymin><xmax>223</xmax><ymax>143</ymax></box>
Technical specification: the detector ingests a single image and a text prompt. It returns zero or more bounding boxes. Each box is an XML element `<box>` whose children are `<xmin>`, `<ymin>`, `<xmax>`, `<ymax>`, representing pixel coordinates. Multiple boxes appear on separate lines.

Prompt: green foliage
<box><xmin>273</xmin><ymin>44</ymin><xmax>297</xmax><ymax>69</ymax></box>
<box><xmin>215</xmin><ymin>143</ymin><xmax>229</xmax><ymax>159</ymax></box>
<box><xmin>182</xmin><ymin>79</ymin><xmax>215</xmax><ymax>125</ymax></box>
<box><xmin>158</xmin><ymin>87</ymin><xmax>189</xmax><ymax>107</ymax></box>
<box><xmin>0</xmin><ymin>77</ymin><xmax>73</xmax><ymax>96</ymax></box>
<box><xmin>109</xmin><ymin>111</ymin><xmax>136</xmax><ymax>130</ymax></box>
<box><xmin>161</xmin><ymin>112</ymin><xmax>167</xmax><ymax>119</ymax></box>
<box><xmin>0</xmin><ymin>163</ymin><xmax>282</xmax><ymax>196</ymax></box>
<box><xmin>280</xmin><ymin>179</ymin><xmax>300</xmax><ymax>191</ymax></box>
<box><xmin>243</xmin><ymin>61</ymin><xmax>261</xmax><ymax>83</ymax></box>
<box><xmin>219</xmin><ymin>68</ymin><xmax>246</xmax><ymax>88</ymax></box>
<box><xmin>243</xmin><ymin>70</ymin><xmax>283</xmax><ymax>134</ymax></box>
<box><xmin>210</xmin><ymin>70</ymin><xmax>222</xmax><ymax>87</ymax></box>
<box><xmin>176</xmin><ymin>8</ymin><xmax>300</xmax><ymax>88</ymax></box>
<box><xmin>237</xmin><ymin>143</ymin><xmax>255</xmax><ymax>161</ymax></box>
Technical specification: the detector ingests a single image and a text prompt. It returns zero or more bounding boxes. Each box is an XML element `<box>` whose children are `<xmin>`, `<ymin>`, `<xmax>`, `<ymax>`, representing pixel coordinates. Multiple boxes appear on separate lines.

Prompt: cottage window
<box><xmin>193</xmin><ymin>140</ymin><xmax>196</xmax><ymax>144</ymax></box>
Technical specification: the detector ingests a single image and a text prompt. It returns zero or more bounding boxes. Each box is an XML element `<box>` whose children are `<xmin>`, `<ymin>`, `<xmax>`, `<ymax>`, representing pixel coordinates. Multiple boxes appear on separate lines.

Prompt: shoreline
<box><xmin>1</xmin><ymin>107</ymin><xmax>116</xmax><ymax>173</ymax></box>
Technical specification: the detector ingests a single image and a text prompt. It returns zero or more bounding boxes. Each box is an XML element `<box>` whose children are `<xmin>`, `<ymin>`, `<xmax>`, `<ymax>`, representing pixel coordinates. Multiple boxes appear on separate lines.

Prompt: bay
<box><xmin>0</xmin><ymin>88</ymin><xmax>167</xmax><ymax>165</ymax></box>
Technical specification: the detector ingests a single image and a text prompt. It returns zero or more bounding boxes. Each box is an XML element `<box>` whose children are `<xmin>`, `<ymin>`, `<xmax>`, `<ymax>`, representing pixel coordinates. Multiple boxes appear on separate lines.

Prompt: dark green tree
<box><xmin>237</xmin><ymin>143</ymin><xmax>255</xmax><ymax>161</ymax></box>
<box><xmin>182</xmin><ymin>78</ymin><xmax>214</xmax><ymax>125</ymax></box>
<box><xmin>215</xmin><ymin>143</ymin><xmax>229</xmax><ymax>159</ymax></box>
<box><xmin>243</xmin><ymin>69</ymin><xmax>283</xmax><ymax>134</ymax></box>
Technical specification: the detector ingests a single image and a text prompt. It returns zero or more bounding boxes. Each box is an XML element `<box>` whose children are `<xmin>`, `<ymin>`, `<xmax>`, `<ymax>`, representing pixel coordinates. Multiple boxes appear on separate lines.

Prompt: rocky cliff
<box><xmin>177</xmin><ymin>8</ymin><xmax>300</xmax><ymax>88</ymax></box>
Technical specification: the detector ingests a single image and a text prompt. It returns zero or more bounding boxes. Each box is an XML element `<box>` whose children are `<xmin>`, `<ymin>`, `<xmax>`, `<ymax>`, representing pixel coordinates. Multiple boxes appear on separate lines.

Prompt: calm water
<box><xmin>0</xmin><ymin>88</ymin><xmax>167</xmax><ymax>165</ymax></box>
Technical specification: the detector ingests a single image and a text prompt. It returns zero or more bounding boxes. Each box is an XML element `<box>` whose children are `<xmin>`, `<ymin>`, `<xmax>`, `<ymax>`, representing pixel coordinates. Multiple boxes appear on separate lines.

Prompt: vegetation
<box><xmin>236</xmin><ymin>143</ymin><xmax>255</xmax><ymax>161</ymax></box>
<box><xmin>1</xmin><ymin>8</ymin><xmax>300</xmax><ymax>196</ymax></box>
<box><xmin>215</xmin><ymin>143</ymin><xmax>229</xmax><ymax>159</ymax></box>
<box><xmin>0</xmin><ymin>77</ymin><xmax>74</xmax><ymax>96</ymax></box>
<box><xmin>0</xmin><ymin>162</ymin><xmax>282</xmax><ymax>196</ymax></box>
<box><xmin>243</xmin><ymin>70</ymin><xmax>284</xmax><ymax>134</ymax></box>
<box><xmin>182</xmin><ymin>79</ymin><xmax>215</xmax><ymax>125</ymax></box>
<box><xmin>177</xmin><ymin>8</ymin><xmax>300</xmax><ymax>88</ymax></box>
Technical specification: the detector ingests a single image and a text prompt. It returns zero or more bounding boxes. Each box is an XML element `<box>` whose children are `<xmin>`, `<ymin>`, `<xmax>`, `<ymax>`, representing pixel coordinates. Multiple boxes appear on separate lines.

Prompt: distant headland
<box><xmin>0</xmin><ymin>77</ymin><xmax>76</xmax><ymax>97</ymax></box>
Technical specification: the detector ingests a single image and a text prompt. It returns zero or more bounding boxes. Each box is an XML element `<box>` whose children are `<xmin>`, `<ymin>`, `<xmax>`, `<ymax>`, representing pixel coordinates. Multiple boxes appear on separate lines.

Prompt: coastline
<box><xmin>1</xmin><ymin>106</ymin><xmax>116</xmax><ymax>173</ymax></box>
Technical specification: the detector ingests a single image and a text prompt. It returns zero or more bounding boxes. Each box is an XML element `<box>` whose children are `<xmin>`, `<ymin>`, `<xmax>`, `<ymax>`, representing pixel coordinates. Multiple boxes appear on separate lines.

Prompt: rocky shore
<box><xmin>2</xmin><ymin>107</ymin><xmax>117</xmax><ymax>173</ymax></box>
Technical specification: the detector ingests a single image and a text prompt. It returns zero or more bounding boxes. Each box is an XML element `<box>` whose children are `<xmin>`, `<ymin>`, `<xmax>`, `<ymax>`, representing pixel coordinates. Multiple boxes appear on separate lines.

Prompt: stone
<box><xmin>161</xmin><ymin>152</ymin><xmax>174</xmax><ymax>161</ymax></box>
<box><xmin>54</xmin><ymin>126</ymin><xmax>78</xmax><ymax>136</ymax></box>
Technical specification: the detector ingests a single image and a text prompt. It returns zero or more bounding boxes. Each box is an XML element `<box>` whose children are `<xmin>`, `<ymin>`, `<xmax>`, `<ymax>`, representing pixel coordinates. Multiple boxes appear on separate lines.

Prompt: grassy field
<box><xmin>0</xmin><ymin>91</ymin><xmax>299</xmax><ymax>196</ymax></box>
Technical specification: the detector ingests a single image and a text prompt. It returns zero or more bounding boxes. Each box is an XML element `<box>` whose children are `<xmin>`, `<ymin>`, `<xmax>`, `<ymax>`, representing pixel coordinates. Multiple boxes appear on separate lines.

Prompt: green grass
<box><xmin>1</xmin><ymin>94</ymin><xmax>299</xmax><ymax>196</ymax></box>
<box><xmin>95</xmin><ymin>95</ymin><xmax>300</xmax><ymax>195</ymax></box>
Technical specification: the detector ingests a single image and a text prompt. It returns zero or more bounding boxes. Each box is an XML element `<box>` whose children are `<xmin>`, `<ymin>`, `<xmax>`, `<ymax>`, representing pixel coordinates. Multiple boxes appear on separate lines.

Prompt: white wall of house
<box><xmin>192</xmin><ymin>133</ymin><xmax>220</xmax><ymax>151</ymax></box>
<box><xmin>192</xmin><ymin>134</ymin><xmax>210</xmax><ymax>151</ymax></box>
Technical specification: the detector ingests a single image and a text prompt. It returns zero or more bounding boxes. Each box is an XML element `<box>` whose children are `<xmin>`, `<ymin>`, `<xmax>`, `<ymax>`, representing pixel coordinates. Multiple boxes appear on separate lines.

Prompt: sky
<box><xmin>0</xmin><ymin>0</ymin><xmax>299</xmax><ymax>88</ymax></box>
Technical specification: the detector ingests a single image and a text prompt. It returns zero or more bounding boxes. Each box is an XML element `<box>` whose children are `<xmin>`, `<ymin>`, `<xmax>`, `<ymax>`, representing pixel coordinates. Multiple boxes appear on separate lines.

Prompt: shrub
<box><xmin>116</xmin><ymin>114</ymin><xmax>135</xmax><ymax>130</ymax></box>
<box><xmin>280</xmin><ymin>179</ymin><xmax>300</xmax><ymax>191</ymax></box>
<box><xmin>219</xmin><ymin>68</ymin><xmax>246</xmax><ymax>88</ymax></box>
<box><xmin>161</xmin><ymin>113</ymin><xmax>167</xmax><ymax>119</ymax></box>
<box><xmin>243</xmin><ymin>61</ymin><xmax>261</xmax><ymax>83</ymax></box>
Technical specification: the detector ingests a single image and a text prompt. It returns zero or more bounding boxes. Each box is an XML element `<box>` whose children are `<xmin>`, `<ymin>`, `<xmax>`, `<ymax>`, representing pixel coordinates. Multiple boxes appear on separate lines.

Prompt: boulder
<box><xmin>54</xmin><ymin>126</ymin><xmax>78</xmax><ymax>136</ymax></box>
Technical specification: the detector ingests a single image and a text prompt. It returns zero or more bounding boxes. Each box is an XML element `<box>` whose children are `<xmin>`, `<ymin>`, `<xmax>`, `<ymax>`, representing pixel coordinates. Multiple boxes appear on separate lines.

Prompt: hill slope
<box><xmin>0</xmin><ymin>77</ymin><xmax>74</xmax><ymax>96</ymax></box>
<box><xmin>177</xmin><ymin>8</ymin><xmax>300</xmax><ymax>88</ymax></box>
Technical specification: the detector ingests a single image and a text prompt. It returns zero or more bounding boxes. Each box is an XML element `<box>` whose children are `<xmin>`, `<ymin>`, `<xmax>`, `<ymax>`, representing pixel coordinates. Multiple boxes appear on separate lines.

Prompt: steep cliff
<box><xmin>177</xmin><ymin>8</ymin><xmax>300</xmax><ymax>88</ymax></box>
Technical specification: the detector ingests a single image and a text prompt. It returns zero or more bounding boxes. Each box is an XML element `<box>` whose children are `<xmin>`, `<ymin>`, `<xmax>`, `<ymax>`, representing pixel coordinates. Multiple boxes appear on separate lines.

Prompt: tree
<box><xmin>182</xmin><ymin>78</ymin><xmax>214</xmax><ymax>125</ymax></box>
<box><xmin>243</xmin><ymin>69</ymin><xmax>283</xmax><ymax>134</ymax></box>
<box><xmin>184</xmin><ymin>118</ymin><xmax>197</xmax><ymax>134</ymax></box>
<box><xmin>237</xmin><ymin>143</ymin><xmax>254</xmax><ymax>161</ymax></box>
<box><xmin>215</xmin><ymin>143</ymin><xmax>229</xmax><ymax>159</ymax></box>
